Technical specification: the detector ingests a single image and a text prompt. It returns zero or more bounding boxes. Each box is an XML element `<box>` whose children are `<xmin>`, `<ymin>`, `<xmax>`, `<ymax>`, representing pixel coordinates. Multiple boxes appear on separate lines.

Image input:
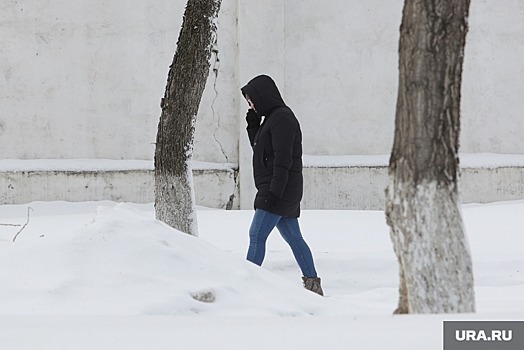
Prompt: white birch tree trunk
<box><xmin>385</xmin><ymin>0</ymin><xmax>475</xmax><ymax>314</ymax></box>
<box><xmin>155</xmin><ymin>0</ymin><xmax>221</xmax><ymax>236</ymax></box>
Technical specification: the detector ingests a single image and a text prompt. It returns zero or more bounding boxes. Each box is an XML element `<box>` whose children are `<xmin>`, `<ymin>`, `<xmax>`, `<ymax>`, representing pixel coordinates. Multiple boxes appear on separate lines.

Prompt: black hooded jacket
<box><xmin>241</xmin><ymin>75</ymin><xmax>303</xmax><ymax>217</ymax></box>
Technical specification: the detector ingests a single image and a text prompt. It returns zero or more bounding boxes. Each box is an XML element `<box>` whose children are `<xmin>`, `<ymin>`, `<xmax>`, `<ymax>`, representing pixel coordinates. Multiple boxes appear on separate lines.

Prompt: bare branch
<box><xmin>12</xmin><ymin>207</ymin><xmax>33</xmax><ymax>243</ymax></box>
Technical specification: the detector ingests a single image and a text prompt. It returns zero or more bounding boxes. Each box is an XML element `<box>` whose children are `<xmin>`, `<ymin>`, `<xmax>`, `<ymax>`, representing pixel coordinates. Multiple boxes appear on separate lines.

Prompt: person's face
<box><xmin>245</xmin><ymin>94</ymin><xmax>256</xmax><ymax>111</ymax></box>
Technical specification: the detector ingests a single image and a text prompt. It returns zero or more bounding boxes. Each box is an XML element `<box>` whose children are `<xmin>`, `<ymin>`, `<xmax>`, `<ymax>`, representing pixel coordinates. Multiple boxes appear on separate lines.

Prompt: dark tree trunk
<box><xmin>385</xmin><ymin>0</ymin><xmax>475</xmax><ymax>313</ymax></box>
<box><xmin>155</xmin><ymin>0</ymin><xmax>221</xmax><ymax>236</ymax></box>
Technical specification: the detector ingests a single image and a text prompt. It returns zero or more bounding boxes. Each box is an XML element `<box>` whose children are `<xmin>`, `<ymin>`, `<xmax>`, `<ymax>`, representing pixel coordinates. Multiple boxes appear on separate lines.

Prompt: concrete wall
<box><xmin>3</xmin><ymin>1</ymin><xmax>523</xmax><ymax>158</ymax></box>
<box><xmin>2</xmin><ymin>157</ymin><xmax>523</xmax><ymax>210</ymax></box>
<box><xmin>1</xmin><ymin>0</ymin><xmax>524</xmax><ymax>208</ymax></box>
<box><xmin>0</xmin><ymin>160</ymin><xmax>239</xmax><ymax>209</ymax></box>
<box><xmin>0</xmin><ymin>0</ymin><xmax>239</xmax><ymax>162</ymax></box>
<box><xmin>2</xmin><ymin>1</ymin><xmax>182</xmax><ymax>159</ymax></box>
<box><xmin>302</xmin><ymin>165</ymin><xmax>524</xmax><ymax>210</ymax></box>
<box><xmin>461</xmin><ymin>0</ymin><xmax>524</xmax><ymax>154</ymax></box>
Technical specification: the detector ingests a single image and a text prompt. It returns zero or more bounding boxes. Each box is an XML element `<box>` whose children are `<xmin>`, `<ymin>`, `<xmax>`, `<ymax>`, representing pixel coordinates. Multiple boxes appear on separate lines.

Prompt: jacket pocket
<box><xmin>261</xmin><ymin>149</ymin><xmax>268</xmax><ymax>168</ymax></box>
<box><xmin>263</xmin><ymin>151</ymin><xmax>275</xmax><ymax>170</ymax></box>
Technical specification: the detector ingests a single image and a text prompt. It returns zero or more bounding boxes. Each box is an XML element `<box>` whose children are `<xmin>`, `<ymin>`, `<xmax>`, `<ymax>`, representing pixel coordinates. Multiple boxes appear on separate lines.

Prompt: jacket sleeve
<box><xmin>269</xmin><ymin>114</ymin><xmax>296</xmax><ymax>198</ymax></box>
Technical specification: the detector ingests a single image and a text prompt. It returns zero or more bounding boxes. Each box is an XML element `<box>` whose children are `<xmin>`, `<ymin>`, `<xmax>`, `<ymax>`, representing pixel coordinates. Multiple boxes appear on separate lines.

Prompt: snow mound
<box><xmin>0</xmin><ymin>204</ymin><xmax>341</xmax><ymax>316</ymax></box>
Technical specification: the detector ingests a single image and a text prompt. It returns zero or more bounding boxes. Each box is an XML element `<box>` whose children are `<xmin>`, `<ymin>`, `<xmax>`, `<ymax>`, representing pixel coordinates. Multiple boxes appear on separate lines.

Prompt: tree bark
<box><xmin>155</xmin><ymin>0</ymin><xmax>221</xmax><ymax>236</ymax></box>
<box><xmin>385</xmin><ymin>0</ymin><xmax>475</xmax><ymax>313</ymax></box>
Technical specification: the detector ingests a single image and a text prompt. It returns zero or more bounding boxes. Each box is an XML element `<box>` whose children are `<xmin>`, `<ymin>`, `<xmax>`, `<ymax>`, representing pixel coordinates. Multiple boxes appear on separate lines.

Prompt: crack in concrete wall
<box><xmin>211</xmin><ymin>168</ymin><xmax>238</xmax><ymax>210</ymax></box>
<box><xmin>225</xmin><ymin>168</ymin><xmax>238</xmax><ymax>210</ymax></box>
<box><xmin>210</xmin><ymin>35</ymin><xmax>229</xmax><ymax>163</ymax></box>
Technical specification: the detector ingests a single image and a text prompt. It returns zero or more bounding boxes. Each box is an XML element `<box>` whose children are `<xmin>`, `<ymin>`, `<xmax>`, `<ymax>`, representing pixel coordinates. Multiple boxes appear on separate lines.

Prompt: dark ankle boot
<box><xmin>302</xmin><ymin>277</ymin><xmax>324</xmax><ymax>296</ymax></box>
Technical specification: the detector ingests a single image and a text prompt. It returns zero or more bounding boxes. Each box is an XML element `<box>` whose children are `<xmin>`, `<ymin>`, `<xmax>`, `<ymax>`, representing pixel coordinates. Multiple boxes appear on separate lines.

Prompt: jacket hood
<box><xmin>241</xmin><ymin>75</ymin><xmax>286</xmax><ymax>116</ymax></box>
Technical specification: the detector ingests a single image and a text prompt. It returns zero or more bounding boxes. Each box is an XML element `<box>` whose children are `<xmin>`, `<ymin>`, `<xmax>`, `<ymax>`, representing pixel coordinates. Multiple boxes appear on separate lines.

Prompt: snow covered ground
<box><xmin>1</xmin><ymin>200</ymin><xmax>523</xmax><ymax>349</ymax></box>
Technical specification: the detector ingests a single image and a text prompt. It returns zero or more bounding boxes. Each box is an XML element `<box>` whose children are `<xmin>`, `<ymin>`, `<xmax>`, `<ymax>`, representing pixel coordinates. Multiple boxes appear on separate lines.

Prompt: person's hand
<box><xmin>266</xmin><ymin>192</ymin><xmax>279</xmax><ymax>209</ymax></box>
<box><xmin>246</xmin><ymin>109</ymin><xmax>261</xmax><ymax>129</ymax></box>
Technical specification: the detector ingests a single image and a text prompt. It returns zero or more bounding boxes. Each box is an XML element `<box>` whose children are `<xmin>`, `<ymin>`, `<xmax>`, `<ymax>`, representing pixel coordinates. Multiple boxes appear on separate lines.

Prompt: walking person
<box><xmin>241</xmin><ymin>74</ymin><xmax>323</xmax><ymax>296</ymax></box>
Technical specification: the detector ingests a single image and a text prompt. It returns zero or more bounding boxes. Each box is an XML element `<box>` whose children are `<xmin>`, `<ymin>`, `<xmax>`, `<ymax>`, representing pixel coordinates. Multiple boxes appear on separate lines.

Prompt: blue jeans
<box><xmin>247</xmin><ymin>209</ymin><xmax>318</xmax><ymax>278</ymax></box>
